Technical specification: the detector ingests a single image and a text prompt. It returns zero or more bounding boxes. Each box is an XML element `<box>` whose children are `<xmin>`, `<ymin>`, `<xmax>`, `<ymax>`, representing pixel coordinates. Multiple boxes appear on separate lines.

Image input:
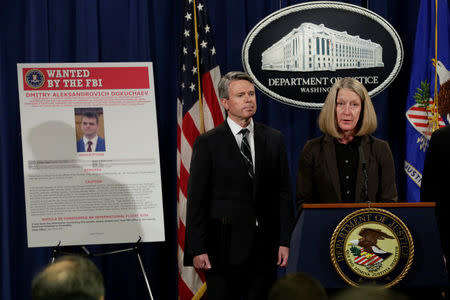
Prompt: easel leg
<box><xmin>49</xmin><ymin>238</ymin><xmax>155</xmax><ymax>299</ymax></box>
<box><xmin>50</xmin><ymin>241</ymin><xmax>61</xmax><ymax>263</ymax></box>
<box><xmin>134</xmin><ymin>238</ymin><xmax>154</xmax><ymax>300</ymax></box>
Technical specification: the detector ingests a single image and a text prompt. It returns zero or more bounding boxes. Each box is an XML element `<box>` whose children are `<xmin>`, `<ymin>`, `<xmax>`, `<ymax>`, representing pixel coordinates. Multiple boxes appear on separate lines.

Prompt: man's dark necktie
<box><xmin>239</xmin><ymin>128</ymin><xmax>254</xmax><ymax>179</ymax></box>
<box><xmin>87</xmin><ymin>141</ymin><xmax>93</xmax><ymax>152</ymax></box>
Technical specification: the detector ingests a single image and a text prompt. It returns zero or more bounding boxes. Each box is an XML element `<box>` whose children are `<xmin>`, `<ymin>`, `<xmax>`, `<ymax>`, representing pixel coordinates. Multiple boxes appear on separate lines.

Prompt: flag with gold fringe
<box><xmin>404</xmin><ymin>0</ymin><xmax>449</xmax><ymax>202</ymax></box>
<box><xmin>176</xmin><ymin>0</ymin><xmax>225</xmax><ymax>298</ymax></box>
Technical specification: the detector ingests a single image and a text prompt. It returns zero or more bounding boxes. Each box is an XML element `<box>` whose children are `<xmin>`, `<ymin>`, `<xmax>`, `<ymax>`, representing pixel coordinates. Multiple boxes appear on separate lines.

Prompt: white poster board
<box><xmin>17</xmin><ymin>62</ymin><xmax>165</xmax><ymax>247</ymax></box>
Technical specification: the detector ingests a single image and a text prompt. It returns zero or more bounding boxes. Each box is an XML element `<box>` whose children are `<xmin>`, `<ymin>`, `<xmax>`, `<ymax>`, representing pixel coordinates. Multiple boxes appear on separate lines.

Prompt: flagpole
<box><xmin>192</xmin><ymin>0</ymin><xmax>205</xmax><ymax>134</ymax></box>
<box><xmin>428</xmin><ymin>0</ymin><xmax>439</xmax><ymax>133</ymax></box>
<box><xmin>430</xmin><ymin>0</ymin><xmax>440</xmax><ymax>132</ymax></box>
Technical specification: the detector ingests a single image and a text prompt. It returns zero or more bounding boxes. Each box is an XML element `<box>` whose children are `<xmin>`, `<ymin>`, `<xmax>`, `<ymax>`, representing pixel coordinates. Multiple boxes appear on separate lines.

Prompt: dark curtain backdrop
<box><xmin>0</xmin><ymin>0</ymin><xmax>421</xmax><ymax>299</ymax></box>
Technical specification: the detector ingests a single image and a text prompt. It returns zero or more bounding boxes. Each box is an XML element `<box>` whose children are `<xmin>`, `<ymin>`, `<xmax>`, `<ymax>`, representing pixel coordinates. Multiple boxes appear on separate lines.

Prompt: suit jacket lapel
<box><xmin>253</xmin><ymin>122</ymin><xmax>265</xmax><ymax>199</ymax></box>
<box><xmin>222</xmin><ymin>121</ymin><xmax>241</xmax><ymax>155</ymax></box>
<box><xmin>223</xmin><ymin>121</ymin><xmax>252</xmax><ymax>176</ymax></box>
<box><xmin>323</xmin><ymin>134</ymin><xmax>341</xmax><ymax>202</ymax></box>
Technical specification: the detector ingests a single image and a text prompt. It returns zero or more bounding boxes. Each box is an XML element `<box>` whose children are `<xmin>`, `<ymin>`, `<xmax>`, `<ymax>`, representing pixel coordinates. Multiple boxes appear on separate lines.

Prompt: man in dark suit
<box><xmin>76</xmin><ymin>111</ymin><xmax>106</xmax><ymax>152</ymax></box>
<box><xmin>421</xmin><ymin>125</ymin><xmax>450</xmax><ymax>280</ymax></box>
<box><xmin>185</xmin><ymin>71</ymin><xmax>293</xmax><ymax>299</ymax></box>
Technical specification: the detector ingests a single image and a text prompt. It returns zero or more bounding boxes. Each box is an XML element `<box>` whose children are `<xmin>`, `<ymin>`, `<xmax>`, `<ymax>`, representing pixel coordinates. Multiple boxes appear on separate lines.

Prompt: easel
<box><xmin>51</xmin><ymin>237</ymin><xmax>154</xmax><ymax>300</ymax></box>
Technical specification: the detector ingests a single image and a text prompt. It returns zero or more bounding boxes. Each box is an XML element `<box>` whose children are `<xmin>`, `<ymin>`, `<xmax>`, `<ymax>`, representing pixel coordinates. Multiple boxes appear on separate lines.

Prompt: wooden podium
<box><xmin>286</xmin><ymin>202</ymin><xmax>448</xmax><ymax>288</ymax></box>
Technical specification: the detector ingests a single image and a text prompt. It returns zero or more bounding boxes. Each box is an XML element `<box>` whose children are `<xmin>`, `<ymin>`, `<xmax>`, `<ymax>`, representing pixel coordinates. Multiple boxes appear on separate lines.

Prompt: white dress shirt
<box><xmin>227</xmin><ymin>117</ymin><xmax>255</xmax><ymax>173</ymax></box>
<box><xmin>83</xmin><ymin>135</ymin><xmax>98</xmax><ymax>152</ymax></box>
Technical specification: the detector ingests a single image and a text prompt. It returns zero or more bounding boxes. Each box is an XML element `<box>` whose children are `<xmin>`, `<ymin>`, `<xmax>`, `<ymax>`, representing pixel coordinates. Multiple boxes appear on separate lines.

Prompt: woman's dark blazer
<box><xmin>296</xmin><ymin>134</ymin><xmax>398</xmax><ymax>208</ymax></box>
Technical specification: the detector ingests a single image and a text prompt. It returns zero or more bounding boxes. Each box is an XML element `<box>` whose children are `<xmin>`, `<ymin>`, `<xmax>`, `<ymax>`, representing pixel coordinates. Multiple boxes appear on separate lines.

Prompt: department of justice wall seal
<box><xmin>330</xmin><ymin>208</ymin><xmax>414</xmax><ymax>287</ymax></box>
<box><xmin>25</xmin><ymin>69</ymin><xmax>45</xmax><ymax>89</ymax></box>
<box><xmin>242</xmin><ymin>1</ymin><xmax>403</xmax><ymax>109</ymax></box>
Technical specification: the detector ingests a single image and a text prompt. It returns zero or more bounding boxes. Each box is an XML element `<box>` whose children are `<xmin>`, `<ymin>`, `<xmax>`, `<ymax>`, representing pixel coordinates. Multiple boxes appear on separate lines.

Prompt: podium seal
<box><xmin>330</xmin><ymin>208</ymin><xmax>414</xmax><ymax>287</ymax></box>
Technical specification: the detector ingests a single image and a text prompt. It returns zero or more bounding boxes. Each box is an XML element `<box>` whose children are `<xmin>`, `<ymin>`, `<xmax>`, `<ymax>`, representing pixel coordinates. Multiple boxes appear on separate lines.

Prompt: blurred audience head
<box><xmin>269</xmin><ymin>272</ymin><xmax>327</xmax><ymax>300</ymax></box>
<box><xmin>331</xmin><ymin>284</ymin><xmax>408</xmax><ymax>300</ymax></box>
<box><xmin>31</xmin><ymin>255</ymin><xmax>104</xmax><ymax>300</ymax></box>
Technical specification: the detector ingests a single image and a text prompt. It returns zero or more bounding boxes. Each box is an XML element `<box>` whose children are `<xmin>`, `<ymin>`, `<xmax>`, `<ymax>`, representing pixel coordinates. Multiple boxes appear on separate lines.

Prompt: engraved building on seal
<box><xmin>261</xmin><ymin>23</ymin><xmax>384</xmax><ymax>72</ymax></box>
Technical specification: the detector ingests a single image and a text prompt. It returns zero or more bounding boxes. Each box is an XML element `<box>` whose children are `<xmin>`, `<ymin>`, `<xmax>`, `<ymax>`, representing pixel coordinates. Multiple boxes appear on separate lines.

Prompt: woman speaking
<box><xmin>296</xmin><ymin>77</ymin><xmax>397</xmax><ymax>208</ymax></box>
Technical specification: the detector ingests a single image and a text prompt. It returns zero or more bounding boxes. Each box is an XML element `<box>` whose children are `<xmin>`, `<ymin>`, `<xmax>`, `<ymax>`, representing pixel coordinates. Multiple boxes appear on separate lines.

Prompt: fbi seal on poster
<box><xmin>25</xmin><ymin>69</ymin><xmax>45</xmax><ymax>89</ymax></box>
<box><xmin>330</xmin><ymin>208</ymin><xmax>414</xmax><ymax>287</ymax></box>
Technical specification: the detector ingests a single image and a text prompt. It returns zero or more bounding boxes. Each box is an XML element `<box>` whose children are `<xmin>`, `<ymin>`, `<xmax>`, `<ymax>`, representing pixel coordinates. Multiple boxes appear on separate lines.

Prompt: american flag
<box><xmin>177</xmin><ymin>0</ymin><xmax>224</xmax><ymax>299</ymax></box>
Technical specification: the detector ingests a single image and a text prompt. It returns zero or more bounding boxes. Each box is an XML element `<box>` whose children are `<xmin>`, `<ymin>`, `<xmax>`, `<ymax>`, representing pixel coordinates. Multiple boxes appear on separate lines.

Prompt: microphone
<box><xmin>358</xmin><ymin>146</ymin><xmax>369</xmax><ymax>202</ymax></box>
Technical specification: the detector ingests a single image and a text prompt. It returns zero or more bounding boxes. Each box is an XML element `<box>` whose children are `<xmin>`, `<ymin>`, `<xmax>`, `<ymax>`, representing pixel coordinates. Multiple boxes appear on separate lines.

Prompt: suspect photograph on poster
<box><xmin>75</xmin><ymin>108</ymin><xmax>106</xmax><ymax>153</ymax></box>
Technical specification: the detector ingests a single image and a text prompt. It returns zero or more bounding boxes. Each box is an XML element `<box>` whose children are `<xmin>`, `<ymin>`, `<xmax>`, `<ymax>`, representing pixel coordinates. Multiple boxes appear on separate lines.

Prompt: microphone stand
<box><xmin>358</xmin><ymin>145</ymin><xmax>369</xmax><ymax>205</ymax></box>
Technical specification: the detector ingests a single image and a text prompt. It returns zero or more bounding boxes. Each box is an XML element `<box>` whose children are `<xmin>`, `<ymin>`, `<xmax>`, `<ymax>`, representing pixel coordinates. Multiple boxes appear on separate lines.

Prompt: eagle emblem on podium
<box><xmin>330</xmin><ymin>208</ymin><xmax>414</xmax><ymax>287</ymax></box>
<box><xmin>349</xmin><ymin>228</ymin><xmax>394</xmax><ymax>271</ymax></box>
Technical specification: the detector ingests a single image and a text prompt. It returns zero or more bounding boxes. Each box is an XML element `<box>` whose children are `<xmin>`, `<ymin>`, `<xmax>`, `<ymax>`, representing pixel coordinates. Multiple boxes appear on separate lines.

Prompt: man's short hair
<box><xmin>81</xmin><ymin>112</ymin><xmax>99</xmax><ymax>124</ymax></box>
<box><xmin>31</xmin><ymin>255</ymin><xmax>104</xmax><ymax>300</ymax></box>
<box><xmin>218</xmin><ymin>71</ymin><xmax>254</xmax><ymax>99</ymax></box>
<box><xmin>268</xmin><ymin>272</ymin><xmax>327</xmax><ymax>300</ymax></box>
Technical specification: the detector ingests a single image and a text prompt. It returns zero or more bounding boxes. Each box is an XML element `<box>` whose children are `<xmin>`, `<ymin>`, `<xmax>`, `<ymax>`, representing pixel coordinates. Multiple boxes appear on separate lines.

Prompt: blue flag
<box><xmin>404</xmin><ymin>0</ymin><xmax>450</xmax><ymax>202</ymax></box>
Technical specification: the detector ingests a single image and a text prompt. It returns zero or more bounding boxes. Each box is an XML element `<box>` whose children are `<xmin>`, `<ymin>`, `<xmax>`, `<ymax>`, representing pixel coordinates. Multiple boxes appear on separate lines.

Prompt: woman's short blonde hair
<box><xmin>318</xmin><ymin>77</ymin><xmax>377</xmax><ymax>138</ymax></box>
